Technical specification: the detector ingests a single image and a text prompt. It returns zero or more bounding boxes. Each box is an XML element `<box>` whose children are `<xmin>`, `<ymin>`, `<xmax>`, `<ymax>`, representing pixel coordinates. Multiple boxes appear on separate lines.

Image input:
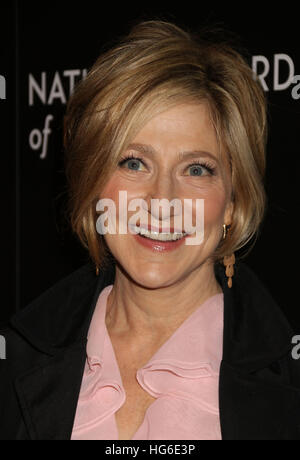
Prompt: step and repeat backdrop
<box><xmin>2</xmin><ymin>2</ymin><xmax>300</xmax><ymax>326</ymax></box>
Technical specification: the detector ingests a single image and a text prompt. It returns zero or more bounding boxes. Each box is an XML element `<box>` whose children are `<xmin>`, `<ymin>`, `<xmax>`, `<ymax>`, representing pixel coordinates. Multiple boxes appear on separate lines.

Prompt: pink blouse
<box><xmin>71</xmin><ymin>285</ymin><xmax>224</xmax><ymax>440</ymax></box>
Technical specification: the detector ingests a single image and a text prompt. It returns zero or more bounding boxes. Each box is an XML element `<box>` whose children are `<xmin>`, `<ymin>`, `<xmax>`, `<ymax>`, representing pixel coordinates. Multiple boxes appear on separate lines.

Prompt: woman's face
<box><xmin>99</xmin><ymin>102</ymin><xmax>233</xmax><ymax>288</ymax></box>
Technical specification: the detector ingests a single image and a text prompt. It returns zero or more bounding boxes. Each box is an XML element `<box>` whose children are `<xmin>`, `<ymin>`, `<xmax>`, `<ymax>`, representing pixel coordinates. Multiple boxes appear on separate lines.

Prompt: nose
<box><xmin>144</xmin><ymin>171</ymin><xmax>179</xmax><ymax>222</ymax></box>
<box><xmin>151</xmin><ymin>170</ymin><xmax>176</xmax><ymax>200</ymax></box>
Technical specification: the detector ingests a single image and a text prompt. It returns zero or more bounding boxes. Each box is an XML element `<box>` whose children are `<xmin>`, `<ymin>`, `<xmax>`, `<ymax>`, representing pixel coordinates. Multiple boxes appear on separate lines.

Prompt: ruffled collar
<box><xmin>72</xmin><ymin>285</ymin><xmax>224</xmax><ymax>436</ymax></box>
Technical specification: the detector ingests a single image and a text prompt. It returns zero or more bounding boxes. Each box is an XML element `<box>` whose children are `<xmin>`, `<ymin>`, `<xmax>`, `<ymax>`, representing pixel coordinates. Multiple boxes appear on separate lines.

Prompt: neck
<box><xmin>105</xmin><ymin>260</ymin><xmax>222</xmax><ymax>343</ymax></box>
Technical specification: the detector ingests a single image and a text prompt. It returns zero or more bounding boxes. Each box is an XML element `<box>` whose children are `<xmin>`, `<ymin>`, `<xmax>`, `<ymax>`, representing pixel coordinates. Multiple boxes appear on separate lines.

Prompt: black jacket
<box><xmin>1</xmin><ymin>260</ymin><xmax>300</xmax><ymax>440</ymax></box>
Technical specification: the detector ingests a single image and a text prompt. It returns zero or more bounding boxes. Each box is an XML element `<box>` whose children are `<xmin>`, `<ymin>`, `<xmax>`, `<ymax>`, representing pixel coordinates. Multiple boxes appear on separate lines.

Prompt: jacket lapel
<box><xmin>11</xmin><ymin>261</ymin><xmax>115</xmax><ymax>440</ymax></box>
<box><xmin>217</xmin><ymin>262</ymin><xmax>300</xmax><ymax>440</ymax></box>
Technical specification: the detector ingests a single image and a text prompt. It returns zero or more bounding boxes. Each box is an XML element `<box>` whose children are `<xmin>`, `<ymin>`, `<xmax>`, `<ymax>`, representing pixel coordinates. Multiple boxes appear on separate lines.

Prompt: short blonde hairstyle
<box><xmin>63</xmin><ymin>20</ymin><xmax>267</xmax><ymax>271</ymax></box>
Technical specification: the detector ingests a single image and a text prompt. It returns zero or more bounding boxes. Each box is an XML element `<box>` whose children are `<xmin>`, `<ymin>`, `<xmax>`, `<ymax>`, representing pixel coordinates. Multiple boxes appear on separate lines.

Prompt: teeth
<box><xmin>132</xmin><ymin>225</ymin><xmax>187</xmax><ymax>241</ymax></box>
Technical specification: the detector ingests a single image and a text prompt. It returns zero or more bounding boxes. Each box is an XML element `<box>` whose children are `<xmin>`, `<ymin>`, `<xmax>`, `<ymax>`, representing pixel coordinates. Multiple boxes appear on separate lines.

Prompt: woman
<box><xmin>1</xmin><ymin>20</ymin><xmax>300</xmax><ymax>440</ymax></box>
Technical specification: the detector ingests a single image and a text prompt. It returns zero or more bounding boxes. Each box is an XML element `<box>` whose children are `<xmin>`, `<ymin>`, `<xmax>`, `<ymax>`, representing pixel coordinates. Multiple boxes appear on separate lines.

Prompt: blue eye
<box><xmin>127</xmin><ymin>159</ymin><xmax>141</xmax><ymax>170</ymax></box>
<box><xmin>189</xmin><ymin>165</ymin><xmax>205</xmax><ymax>176</ymax></box>
<box><xmin>118</xmin><ymin>155</ymin><xmax>145</xmax><ymax>171</ymax></box>
<box><xmin>187</xmin><ymin>162</ymin><xmax>215</xmax><ymax>176</ymax></box>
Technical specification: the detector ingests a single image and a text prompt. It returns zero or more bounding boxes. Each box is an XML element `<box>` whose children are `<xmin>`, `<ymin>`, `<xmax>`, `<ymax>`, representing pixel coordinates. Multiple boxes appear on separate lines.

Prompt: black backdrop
<box><xmin>1</xmin><ymin>1</ymin><xmax>300</xmax><ymax>328</ymax></box>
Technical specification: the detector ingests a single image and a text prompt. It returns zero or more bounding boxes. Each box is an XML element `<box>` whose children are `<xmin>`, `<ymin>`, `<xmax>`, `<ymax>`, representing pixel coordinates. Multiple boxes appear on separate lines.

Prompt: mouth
<box><xmin>129</xmin><ymin>224</ymin><xmax>189</xmax><ymax>242</ymax></box>
<box><xmin>128</xmin><ymin>224</ymin><xmax>191</xmax><ymax>253</ymax></box>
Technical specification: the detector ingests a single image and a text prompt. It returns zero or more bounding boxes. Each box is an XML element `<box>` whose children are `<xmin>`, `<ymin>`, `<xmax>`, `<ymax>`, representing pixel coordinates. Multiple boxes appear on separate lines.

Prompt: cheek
<box><xmin>201</xmin><ymin>189</ymin><xmax>227</xmax><ymax>228</ymax></box>
<box><xmin>100</xmin><ymin>174</ymin><xmax>141</xmax><ymax>203</ymax></box>
<box><xmin>99</xmin><ymin>177</ymin><xmax>116</xmax><ymax>202</ymax></box>
<box><xmin>99</xmin><ymin>174</ymin><xmax>124</xmax><ymax>201</ymax></box>
<box><xmin>99</xmin><ymin>175</ymin><xmax>144</xmax><ymax>233</ymax></box>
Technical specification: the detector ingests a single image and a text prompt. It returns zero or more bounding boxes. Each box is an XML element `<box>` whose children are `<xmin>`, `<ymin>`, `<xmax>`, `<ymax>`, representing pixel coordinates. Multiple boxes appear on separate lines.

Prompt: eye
<box><xmin>185</xmin><ymin>162</ymin><xmax>215</xmax><ymax>177</ymax></box>
<box><xmin>118</xmin><ymin>155</ymin><xmax>146</xmax><ymax>172</ymax></box>
<box><xmin>189</xmin><ymin>165</ymin><xmax>205</xmax><ymax>176</ymax></box>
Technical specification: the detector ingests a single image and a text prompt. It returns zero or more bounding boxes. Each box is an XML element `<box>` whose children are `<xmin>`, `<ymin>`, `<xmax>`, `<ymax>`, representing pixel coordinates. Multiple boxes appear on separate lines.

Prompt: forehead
<box><xmin>130</xmin><ymin>102</ymin><xmax>220</xmax><ymax>156</ymax></box>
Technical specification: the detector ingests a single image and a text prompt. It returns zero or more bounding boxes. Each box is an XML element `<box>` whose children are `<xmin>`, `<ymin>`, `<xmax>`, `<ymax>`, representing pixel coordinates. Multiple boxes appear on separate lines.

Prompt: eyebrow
<box><xmin>126</xmin><ymin>143</ymin><xmax>218</xmax><ymax>162</ymax></box>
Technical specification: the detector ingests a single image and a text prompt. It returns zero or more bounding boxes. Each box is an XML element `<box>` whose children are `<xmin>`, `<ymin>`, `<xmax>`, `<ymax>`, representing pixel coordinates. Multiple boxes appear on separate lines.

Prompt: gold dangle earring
<box><xmin>95</xmin><ymin>264</ymin><xmax>99</xmax><ymax>276</ymax></box>
<box><xmin>222</xmin><ymin>223</ymin><xmax>227</xmax><ymax>240</ymax></box>
<box><xmin>222</xmin><ymin>224</ymin><xmax>235</xmax><ymax>288</ymax></box>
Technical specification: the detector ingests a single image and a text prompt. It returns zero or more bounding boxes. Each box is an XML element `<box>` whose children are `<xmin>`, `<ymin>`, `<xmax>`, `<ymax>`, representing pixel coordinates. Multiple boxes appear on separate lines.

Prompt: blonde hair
<box><xmin>63</xmin><ymin>20</ymin><xmax>268</xmax><ymax>270</ymax></box>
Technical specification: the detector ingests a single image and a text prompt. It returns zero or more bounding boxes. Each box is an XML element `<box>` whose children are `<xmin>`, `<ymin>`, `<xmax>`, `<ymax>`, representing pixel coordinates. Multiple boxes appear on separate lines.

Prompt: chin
<box><xmin>125</xmin><ymin>264</ymin><xmax>179</xmax><ymax>290</ymax></box>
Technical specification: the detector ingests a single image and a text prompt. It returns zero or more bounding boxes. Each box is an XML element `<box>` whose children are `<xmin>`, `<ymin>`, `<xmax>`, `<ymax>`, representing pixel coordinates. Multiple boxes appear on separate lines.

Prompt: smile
<box><xmin>131</xmin><ymin>225</ymin><xmax>188</xmax><ymax>241</ymax></box>
<box><xmin>129</xmin><ymin>224</ymin><xmax>190</xmax><ymax>252</ymax></box>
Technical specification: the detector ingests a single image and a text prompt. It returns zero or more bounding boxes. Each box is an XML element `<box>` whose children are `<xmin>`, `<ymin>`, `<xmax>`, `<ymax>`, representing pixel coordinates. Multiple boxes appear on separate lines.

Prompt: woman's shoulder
<box><xmin>0</xmin><ymin>262</ymin><xmax>107</xmax><ymax>357</ymax></box>
<box><xmin>3</xmin><ymin>262</ymin><xmax>97</xmax><ymax>329</ymax></box>
<box><xmin>219</xmin><ymin>259</ymin><xmax>295</xmax><ymax>330</ymax></box>
<box><xmin>217</xmin><ymin>260</ymin><xmax>300</xmax><ymax>392</ymax></box>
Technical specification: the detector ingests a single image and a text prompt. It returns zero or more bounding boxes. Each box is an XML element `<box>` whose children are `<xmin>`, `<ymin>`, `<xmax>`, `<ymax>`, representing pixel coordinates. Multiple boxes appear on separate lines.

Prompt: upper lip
<box><xmin>129</xmin><ymin>223</ymin><xmax>187</xmax><ymax>234</ymax></box>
